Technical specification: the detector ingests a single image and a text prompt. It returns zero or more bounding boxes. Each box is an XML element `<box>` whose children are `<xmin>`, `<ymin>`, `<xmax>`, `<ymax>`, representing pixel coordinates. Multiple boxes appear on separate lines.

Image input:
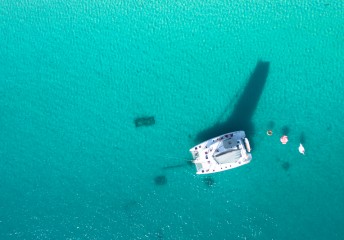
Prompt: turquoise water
<box><xmin>1</xmin><ymin>0</ymin><xmax>344</xmax><ymax>239</ymax></box>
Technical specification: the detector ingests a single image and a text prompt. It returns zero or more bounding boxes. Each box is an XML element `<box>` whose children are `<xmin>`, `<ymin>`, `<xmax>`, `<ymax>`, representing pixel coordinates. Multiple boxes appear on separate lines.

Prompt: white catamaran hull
<box><xmin>190</xmin><ymin>131</ymin><xmax>252</xmax><ymax>174</ymax></box>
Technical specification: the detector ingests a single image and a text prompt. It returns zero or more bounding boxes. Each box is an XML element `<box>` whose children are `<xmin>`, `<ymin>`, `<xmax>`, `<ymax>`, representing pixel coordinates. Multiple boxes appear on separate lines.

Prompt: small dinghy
<box><xmin>298</xmin><ymin>143</ymin><xmax>305</xmax><ymax>155</ymax></box>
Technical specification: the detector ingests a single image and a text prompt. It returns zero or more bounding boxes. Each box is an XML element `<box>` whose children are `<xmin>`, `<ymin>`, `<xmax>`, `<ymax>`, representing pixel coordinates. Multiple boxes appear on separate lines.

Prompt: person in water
<box><xmin>280</xmin><ymin>135</ymin><xmax>288</xmax><ymax>144</ymax></box>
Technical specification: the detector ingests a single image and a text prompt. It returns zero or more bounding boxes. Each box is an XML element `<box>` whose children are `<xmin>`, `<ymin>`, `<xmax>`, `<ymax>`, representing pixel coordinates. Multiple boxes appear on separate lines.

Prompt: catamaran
<box><xmin>190</xmin><ymin>131</ymin><xmax>252</xmax><ymax>174</ymax></box>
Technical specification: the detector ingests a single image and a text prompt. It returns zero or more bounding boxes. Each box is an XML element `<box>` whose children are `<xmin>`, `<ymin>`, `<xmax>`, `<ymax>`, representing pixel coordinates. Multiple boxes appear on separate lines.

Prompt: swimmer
<box><xmin>280</xmin><ymin>135</ymin><xmax>288</xmax><ymax>144</ymax></box>
<box><xmin>267</xmin><ymin>130</ymin><xmax>273</xmax><ymax>136</ymax></box>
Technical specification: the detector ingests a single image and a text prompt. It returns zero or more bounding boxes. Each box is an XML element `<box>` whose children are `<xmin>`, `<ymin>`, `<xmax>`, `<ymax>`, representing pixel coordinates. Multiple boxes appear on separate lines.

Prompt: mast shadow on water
<box><xmin>195</xmin><ymin>60</ymin><xmax>270</xmax><ymax>148</ymax></box>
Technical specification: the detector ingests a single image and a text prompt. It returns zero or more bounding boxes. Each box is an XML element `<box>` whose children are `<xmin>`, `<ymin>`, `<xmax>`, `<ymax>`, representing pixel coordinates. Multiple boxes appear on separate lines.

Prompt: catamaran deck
<box><xmin>190</xmin><ymin>131</ymin><xmax>252</xmax><ymax>174</ymax></box>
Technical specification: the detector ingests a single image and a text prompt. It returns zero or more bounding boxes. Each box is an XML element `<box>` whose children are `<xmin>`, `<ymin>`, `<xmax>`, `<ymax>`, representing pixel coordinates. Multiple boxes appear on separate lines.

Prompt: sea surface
<box><xmin>1</xmin><ymin>1</ymin><xmax>344</xmax><ymax>239</ymax></box>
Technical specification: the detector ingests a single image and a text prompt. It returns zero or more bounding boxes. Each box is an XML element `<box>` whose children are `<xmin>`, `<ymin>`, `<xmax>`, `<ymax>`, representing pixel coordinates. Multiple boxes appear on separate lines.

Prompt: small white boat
<box><xmin>189</xmin><ymin>131</ymin><xmax>252</xmax><ymax>174</ymax></box>
<box><xmin>298</xmin><ymin>143</ymin><xmax>305</xmax><ymax>155</ymax></box>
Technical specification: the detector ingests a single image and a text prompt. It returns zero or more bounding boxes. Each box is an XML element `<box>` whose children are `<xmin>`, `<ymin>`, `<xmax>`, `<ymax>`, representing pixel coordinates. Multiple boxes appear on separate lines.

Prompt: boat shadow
<box><xmin>195</xmin><ymin>60</ymin><xmax>270</xmax><ymax>147</ymax></box>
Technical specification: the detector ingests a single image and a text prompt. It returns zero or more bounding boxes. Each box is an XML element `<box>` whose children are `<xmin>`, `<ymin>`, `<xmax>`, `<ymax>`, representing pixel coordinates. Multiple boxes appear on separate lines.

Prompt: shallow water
<box><xmin>1</xmin><ymin>1</ymin><xmax>344</xmax><ymax>239</ymax></box>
